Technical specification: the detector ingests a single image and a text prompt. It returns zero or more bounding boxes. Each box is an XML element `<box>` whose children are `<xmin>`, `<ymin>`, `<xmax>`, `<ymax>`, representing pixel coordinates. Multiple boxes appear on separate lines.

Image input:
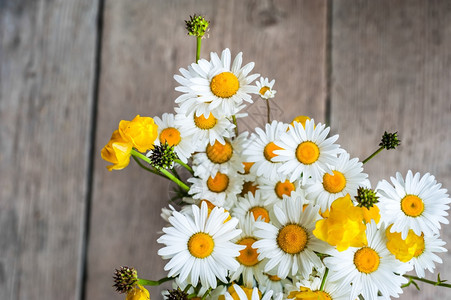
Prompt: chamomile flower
<box><xmin>157</xmin><ymin>202</ymin><xmax>244</xmax><ymax>289</ymax></box>
<box><xmin>188</xmin><ymin>172</ymin><xmax>243</xmax><ymax>209</ymax></box>
<box><xmin>324</xmin><ymin>221</ymin><xmax>412</xmax><ymax>300</ymax></box>
<box><xmin>193</xmin><ymin>132</ymin><xmax>248</xmax><ymax>177</ymax></box>
<box><xmin>257</xmin><ymin>176</ymin><xmax>302</xmax><ymax>207</ymax></box>
<box><xmin>230</xmin><ymin>214</ymin><xmax>266</xmax><ymax>287</ymax></box>
<box><xmin>253</xmin><ymin>195</ymin><xmax>330</xmax><ymax>279</ymax></box>
<box><xmin>189</xmin><ymin>48</ymin><xmax>260</xmax><ymax>117</ymax></box>
<box><xmin>409</xmin><ymin>234</ymin><xmax>447</xmax><ymax>278</ymax></box>
<box><xmin>152</xmin><ymin>113</ymin><xmax>195</xmax><ymax>163</ymax></box>
<box><xmin>233</xmin><ymin>190</ymin><xmax>272</xmax><ymax>223</ymax></box>
<box><xmin>272</xmin><ymin>119</ymin><xmax>341</xmax><ymax>185</ymax></box>
<box><xmin>175</xmin><ymin>107</ymin><xmax>235</xmax><ymax>150</ymax></box>
<box><xmin>376</xmin><ymin>170</ymin><xmax>451</xmax><ymax>239</ymax></box>
<box><xmin>287</xmin><ymin>276</ymin><xmax>350</xmax><ymax>300</ymax></box>
<box><xmin>305</xmin><ymin>152</ymin><xmax>370</xmax><ymax>212</ymax></box>
<box><xmin>256</xmin><ymin>77</ymin><xmax>276</xmax><ymax>100</ymax></box>
<box><xmin>242</xmin><ymin>121</ymin><xmax>288</xmax><ymax>181</ymax></box>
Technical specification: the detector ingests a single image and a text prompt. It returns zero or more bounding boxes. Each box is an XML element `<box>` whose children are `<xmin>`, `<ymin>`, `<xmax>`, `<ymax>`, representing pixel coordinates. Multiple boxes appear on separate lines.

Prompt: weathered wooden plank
<box><xmin>0</xmin><ymin>0</ymin><xmax>99</xmax><ymax>299</ymax></box>
<box><xmin>331</xmin><ymin>1</ymin><xmax>451</xmax><ymax>299</ymax></box>
<box><xmin>87</xmin><ymin>0</ymin><xmax>327</xmax><ymax>299</ymax></box>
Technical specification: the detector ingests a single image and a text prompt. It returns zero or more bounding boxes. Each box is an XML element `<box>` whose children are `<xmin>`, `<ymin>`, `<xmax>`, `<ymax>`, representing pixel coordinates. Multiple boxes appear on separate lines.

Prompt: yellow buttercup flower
<box><xmin>313</xmin><ymin>194</ymin><xmax>367</xmax><ymax>251</ymax></box>
<box><xmin>119</xmin><ymin>115</ymin><xmax>158</xmax><ymax>152</ymax></box>
<box><xmin>126</xmin><ymin>285</ymin><xmax>150</xmax><ymax>300</ymax></box>
<box><xmin>385</xmin><ymin>225</ymin><xmax>424</xmax><ymax>262</ymax></box>
<box><xmin>101</xmin><ymin>130</ymin><xmax>133</xmax><ymax>171</ymax></box>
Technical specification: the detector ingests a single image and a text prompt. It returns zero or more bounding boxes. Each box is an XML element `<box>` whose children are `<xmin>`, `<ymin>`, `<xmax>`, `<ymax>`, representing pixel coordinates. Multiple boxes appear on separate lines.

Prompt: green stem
<box><xmin>137</xmin><ymin>277</ymin><xmax>173</xmax><ymax>286</ymax></box>
<box><xmin>175</xmin><ymin>159</ymin><xmax>194</xmax><ymax>174</ymax></box>
<box><xmin>362</xmin><ymin>146</ymin><xmax>384</xmax><ymax>164</ymax></box>
<box><xmin>266</xmin><ymin>99</ymin><xmax>271</xmax><ymax>124</ymax></box>
<box><xmin>131</xmin><ymin>149</ymin><xmax>190</xmax><ymax>192</ymax></box>
<box><xmin>232</xmin><ymin>115</ymin><xmax>239</xmax><ymax>136</ymax></box>
<box><xmin>201</xmin><ymin>288</ymin><xmax>212</xmax><ymax>300</ymax></box>
<box><xmin>132</xmin><ymin>155</ymin><xmax>166</xmax><ymax>179</ymax></box>
<box><xmin>403</xmin><ymin>274</ymin><xmax>451</xmax><ymax>288</ymax></box>
<box><xmin>196</xmin><ymin>37</ymin><xmax>201</xmax><ymax>62</ymax></box>
<box><xmin>320</xmin><ymin>268</ymin><xmax>329</xmax><ymax>291</ymax></box>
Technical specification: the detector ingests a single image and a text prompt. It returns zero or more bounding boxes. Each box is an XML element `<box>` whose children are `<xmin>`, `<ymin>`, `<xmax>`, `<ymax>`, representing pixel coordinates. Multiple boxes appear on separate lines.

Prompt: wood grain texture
<box><xmin>87</xmin><ymin>0</ymin><xmax>327</xmax><ymax>299</ymax></box>
<box><xmin>0</xmin><ymin>0</ymin><xmax>98</xmax><ymax>299</ymax></box>
<box><xmin>331</xmin><ymin>1</ymin><xmax>451</xmax><ymax>299</ymax></box>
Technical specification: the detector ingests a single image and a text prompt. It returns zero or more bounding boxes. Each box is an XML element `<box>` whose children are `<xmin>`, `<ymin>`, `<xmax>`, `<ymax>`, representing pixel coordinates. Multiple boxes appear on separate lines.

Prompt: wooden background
<box><xmin>1</xmin><ymin>0</ymin><xmax>450</xmax><ymax>299</ymax></box>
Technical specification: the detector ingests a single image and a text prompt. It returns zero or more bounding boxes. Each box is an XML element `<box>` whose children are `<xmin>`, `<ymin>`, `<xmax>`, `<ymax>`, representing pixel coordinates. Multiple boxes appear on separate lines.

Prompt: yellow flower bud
<box><xmin>101</xmin><ymin>130</ymin><xmax>133</xmax><ymax>171</ymax></box>
<box><xmin>126</xmin><ymin>285</ymin><xmax>150</xmax><ymax>300</ymax></box>
<box><xmin>119</xmin><ymin>115</ymin><xmax>158</xmax><ymax>152</ymax></box>
<box><xmin>313</xmin><ymin>194</ymin><xmax>367</xmax><ymax>251</ymax></box>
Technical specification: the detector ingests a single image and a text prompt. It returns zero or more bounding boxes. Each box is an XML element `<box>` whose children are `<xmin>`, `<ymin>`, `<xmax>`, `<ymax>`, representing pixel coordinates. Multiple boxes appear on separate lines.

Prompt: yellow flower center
<box><xmin>240</xmin><ymin>181</ymin><xmax>258</xmax><ymax>197</ymax></box>
<box><xmin>322</xmin><ymin>170</ymin><xmax>347</xmax><ymax>194</ymax></box>
<box><xmin>401</xmin><ymin>195</ymin><xmax>424</xmax><ymax>217</ymax></box>
<box><xmin>206</xmin><ymin>140</ymin><xmax>233</xmax><ymax>164</ymax></box>
<box><xmin>267</xmin><ymin>274</ymin><xmax>281</xmax><ymax>281</ymax></box>
<box><xmin>159</xmin><ymin>127</ymin><xmax>181</xmax><ymax>146</ymax></box>
<box><xmin>275</xmin><ymin>180</ymin><xmax>296</xmax><ymax>199</ymax></box>
<box><xmin>290</xmin><ymin>115</ymin><xmax>311</xmax><ymax>128</ymax></box>
<box><xmin>194</xmin><ymin>113</ymin><xmax>217</xmax><ymax>130</ymax></box>
<box><xmin>237</xmin><ymin>237</ymin><xmax>260</xmax><ymax>266</ymax></box>
<box><xmin>249</xmin><ymin>206</ymin><xmax>270</xmax><ymax>222</ymax></box>
<box><xmin>259</xmin><ymin>86</ymin><xmax>270</xmax><ymax>95</ymax></box>
<box><xmin>242</xmin><ymin>162</ymin><xmax>254</xmax><ymax>174</ymax></box>
<box><xmin>296</xmin><ymin>141</ymin><xmax>320</xmax><ymax>165</ymax></box>
<box><xmin>210</xmin><ymin>72</ymin><xmax>240</xmax><ymax>98</ymax></box>
<box><xmin>354</xmin><ymin>247</ymin><xmax>380</xmax><ymax>274</ymax></box>
<box><xmin>207</xmin><ymin>172</ymin><xmax>229</xmax><ymax>193</ymax></box>
<box><xmin>188</xmin><ymin>232</ymin><xmax>214</xmax><ymax>259</ymax></box>
<box><xmin>277</xmin><ymin>224</ymin><xmax>308</xmax><ymax>254</ymax></box>
<box><xmin>264</xmin><ymin>142</ymin><xmax>283</xmax><ymax>161</ymax></box>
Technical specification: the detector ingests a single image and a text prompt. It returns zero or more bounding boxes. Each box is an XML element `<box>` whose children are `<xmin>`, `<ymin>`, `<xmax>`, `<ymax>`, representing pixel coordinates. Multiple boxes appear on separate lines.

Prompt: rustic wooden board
<box><xmin>0</xmin><ymin>0</ymin><xmax>99</xmax><ymax>299</ymax></box>
<box><xmin>87</xmin><ymin>0</ymin><xmax>328</xmax><ymax>299</ymax></box>
<box><xmin>331</xmin><ymin>1</ymin><xmax>451</xmax><ymax>299</ymax></box>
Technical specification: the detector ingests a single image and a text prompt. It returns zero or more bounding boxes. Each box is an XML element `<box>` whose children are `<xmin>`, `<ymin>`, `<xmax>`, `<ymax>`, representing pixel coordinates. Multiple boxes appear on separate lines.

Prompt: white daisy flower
<box><xmin>410</xmin><ymin>234</ymin><xmax>447</xmax><ymax>278</ymax></box>
<box><xmin>256</xmin><ymin>77</ymin><xmax>277</xmax><ymax>100</ymax></box>
<box><xmin>157</xmin><ymin>202</ymin><xmax>244</xmax><ymax>289</ymax></box>
<box><xmin>230</xmin><ymin>213</ymin><xmax>266</xmax><ymax>288</ymax></box>
<box><xmin>257</xmin><ymin>176</ymin><xmax>303</xmax><ymax>207</ymax></box>
<box><xmin>232</xmin><ymin>190</ymin><xmax>272</xmax><ymax>223</ymax></box>
<box><xmin>272</xmin><ymin>119</ymin><xmax>341</xmax><ymax>185</ymax></box>
<box><xmin>223</xmin><ymin>284</ymin><xmax>281</xmax><ymax>300</ymax></box>
<box><xmin>152</xmin><ymin>113</ymin><xmax>196</xmax><ymax>163</ymax></box>
<box><xmin>286</xmin><ymin>276</ymin><xmax>350</xmax><ymax>300</ymax></box>
<box><xmin>253</xmin><ymin>195</ymin><xmax>331</xmax><ymax>279</ymax></box>
<box><xmin>188</xmin><ymin>172</ymin><xmax>243</xmax><ymax>210</ymax></box>
<box><xmin>193</xmin><ymin>132</ymin><xmax>248</xmax><ymax>178</ymax></box>
<box><xmin>190</xmin><ymin>48</ymin><xmax>260</xmax><ymax>117</ymax></box>
<box><xmin>305</xmin><ymin>152</ymin><xmax>370</xmax><ymax>212</ymax></box>
<box><xmin>175</xmin><ymin>107</ymin><xmax>235</xmax><ymax>150</ymax></box>
<box><xmin>376</xmin><ymin>170</ymin><xmax>451</xmax><ymax>239</ymax></box>
<box><xmin>324</xmin><ymin>221</ymin><xmax>412</xmax><ymax>300</ymax></box>
<box><xmin>242</xmin><ymin>121</ymin><xmax>288</xmax><ymax>181</ymax></box>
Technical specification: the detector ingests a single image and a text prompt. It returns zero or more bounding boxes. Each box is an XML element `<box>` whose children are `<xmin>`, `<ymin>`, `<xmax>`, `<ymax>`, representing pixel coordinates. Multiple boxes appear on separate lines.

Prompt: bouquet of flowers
<box><xmin>101</xmin><ymin>15</ymin><xmax>451</xmax><ymax>300</ymax></box>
